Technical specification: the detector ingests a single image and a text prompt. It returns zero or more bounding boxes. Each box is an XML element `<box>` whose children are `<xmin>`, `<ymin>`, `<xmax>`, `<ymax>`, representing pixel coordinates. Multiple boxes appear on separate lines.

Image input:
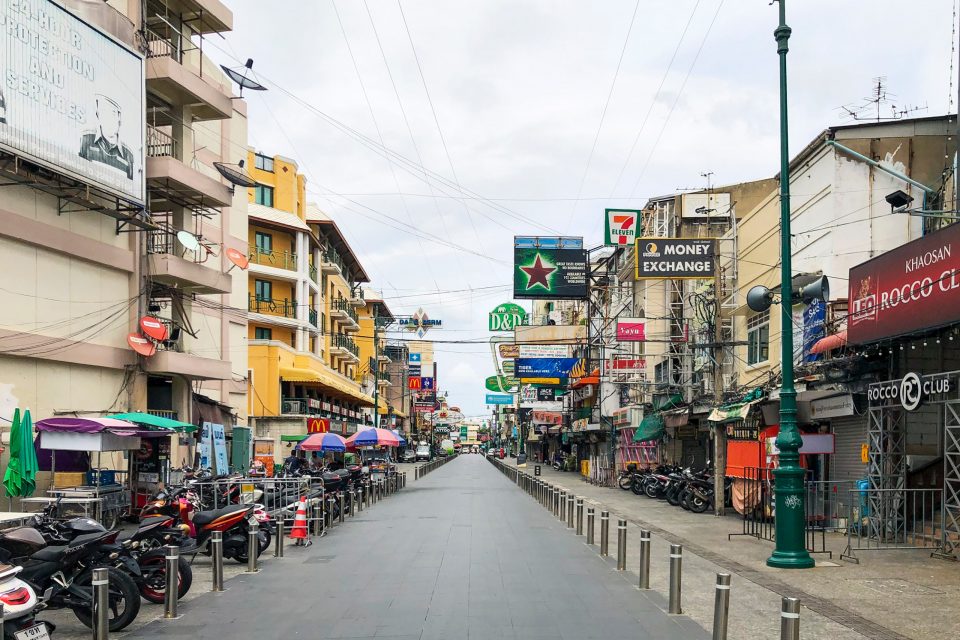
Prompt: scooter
<box><xmin>0</xmin><ymin>564</ymin><xmax>53</xmax><ymax>639</ymax></box>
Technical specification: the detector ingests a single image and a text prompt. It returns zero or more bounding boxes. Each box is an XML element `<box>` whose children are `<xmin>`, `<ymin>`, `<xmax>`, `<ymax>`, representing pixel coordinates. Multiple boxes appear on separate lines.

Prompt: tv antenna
<box><xmin>837</xmin><ymin>77</ymin><xmax>927</xmax><ymax>122</ymax></box>
<box><xmin>220</xmin><ymin>58</ymin><xmax>267</xmax><ymax>98</ymax></box>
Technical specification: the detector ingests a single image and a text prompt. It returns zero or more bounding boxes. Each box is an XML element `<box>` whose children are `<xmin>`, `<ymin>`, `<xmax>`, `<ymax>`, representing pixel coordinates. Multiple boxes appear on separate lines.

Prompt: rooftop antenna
<box><xmin>837</xmin><ymin>77</ymin><xmax>927</xmax><ymax>122</ymax></box>
<box><xmin>220</xmin><ymin>58</ymin><xmax>267</xmax><ymax>98</ymax></box>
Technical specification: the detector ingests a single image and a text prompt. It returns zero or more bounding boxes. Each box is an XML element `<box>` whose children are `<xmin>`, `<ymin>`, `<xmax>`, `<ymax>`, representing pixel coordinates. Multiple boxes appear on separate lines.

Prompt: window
<box><xmin>747</xmin><ymin>309</ymin><xmax>770</xmax><ymax>365</ymax></box>
<box><xmin>254</xmin><ymin>327</ymin><xmax>272</xmax><ymax>340</ymax></box>
<box><xmin>254</xmin><ymin>153</ymin><xmax>274</xmax><ymax>172</ymax></box>
<box><xmin>254</xmin><ymin>185</ymin><xmax>274</xmax><ymax>207</ymax></box>
<box><xmin>255</xmin><ymin>280</ymin><xmax>272</xmax><ymax>301</ymax></box>
<box><xmin>254</xmin><ymin>231</ymin><xmax>272</xmax><ymax>254</ymax></box>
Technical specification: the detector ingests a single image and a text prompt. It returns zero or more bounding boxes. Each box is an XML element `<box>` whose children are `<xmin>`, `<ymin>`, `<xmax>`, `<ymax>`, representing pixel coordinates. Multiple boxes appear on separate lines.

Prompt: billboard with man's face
<box><xmin>0</xmin><ymin>0</ymin><xmax>145</xmax><ymax>203</ymax></box>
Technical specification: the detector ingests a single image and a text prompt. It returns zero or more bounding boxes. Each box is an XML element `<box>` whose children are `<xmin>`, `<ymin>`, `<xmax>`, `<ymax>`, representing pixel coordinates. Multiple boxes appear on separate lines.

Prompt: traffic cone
<box><xmin>290</xmin><ymin>497</ymin><xmax>309</xmax><ymax>545</ymax></box>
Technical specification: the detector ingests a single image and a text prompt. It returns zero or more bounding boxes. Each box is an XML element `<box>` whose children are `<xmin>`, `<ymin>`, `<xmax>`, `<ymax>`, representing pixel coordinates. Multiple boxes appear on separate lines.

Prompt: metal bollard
<box><xmin>355</xmin><ymin>488</ymin><xmax>362</xmax><ymax>513</ymax></box>
<box><xmin>600</xmin><ymin>511</ymin><xmax>609</xmax><ymax>556</ymax></box>
<box><xmin>163</xmin><ymin>544</ymin><xmax>179</xmax><ymax>618</ymax></box>
<box><xmin>365</xmin><ymin>481</ymin><xmax>371</xmax><ymax>507</ymax></box>
<box><xmin>780</xmin><ymin>597</ymin><xmax>800</xmax><ymax>640</ymax></box>
<box><xmin>246</xmin><ymin>522</ymin><xmax>259</xmax><ymax>573</ymax></box>
<box><xmin>575</xmin><ymin>498</ymin><xmax>584</xmax><ymax>535</ymax></box>
<box><xmin>553</xmin><ymin>488</ymin><xmax>560</xmax><ymax>516</ymax></box>
<box><xmin>616</xmin><ymin>520</ymin><xmax>627</xmax><ymax>570</ymax></box>
<box><xmin>338</xmin><ymin>492</ymin><xmax>345</xmax><ymax>524</ymax></box>
<box><xmin>566</xmin><ymin>494</ymin><xmax>575</xmax><ymax>529</ymax></box>
<box><xmin>559</xmin><ymin>491</ymin><xmax>567</xmax><ymax>521</ymax></box>
<box><xmin>586</xmin><ymin>507</ymin><xmax>595</xmax><ymax>545</ymax></box>
<box><xmin>92</xmin><ymin>566</ymin><xmax>109</xmax><ymax>640</ymax></box>
<box><xmin>669</xmin><ymin>544</ymin><xmax>683</xmax><ymax>614</ymax></box>
<box><xmin>274</xmin><ymin>516</ymin><xmax>285</xmax><ymax>558</ymax></box>
<box><xmin>713</xmin><ymin>573</ymin><xmax>731</xmax><ymax>640</ymax></box>
<box><xmin>638</xmin><ymin>529</ymin><xmax>651</xmax><ymax>589</ymax></box>
<box><xmin>0</xmin><ymin>604</ymin><xmax>3</xmax><ymax>640</ymax></box>
<box><xmin>211</xmin><ymin>530</ymin><xmax>224</xmax><ymax>592</ymax></box>
<box><xmin>415</xmin><ymin>466</ymin><xmax>419</xmax><ymax>480</ymax></box>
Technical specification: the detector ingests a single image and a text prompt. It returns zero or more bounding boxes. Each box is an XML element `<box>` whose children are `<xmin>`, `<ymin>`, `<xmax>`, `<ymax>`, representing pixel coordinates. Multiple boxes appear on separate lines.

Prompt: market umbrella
<box><xmin>107</xmin><ymin>412</ymin><xmax>198</xmax><ymax>433</ymax></box>
<box><xmin>391</xmin><ymin>429</ymin><xmax>407</xmax><ymax>446</ymax></box>
<box><xmin>298</xmin><ymin>432</ymin><xmax>347</xmax><ymax>452</ymax></box>
<box><xmin>4</xmin><ymin>408</ymin><xmax>38</xmax><ymax>497</ymax></box>
<box><xmin>345</xmin><ymin>428</ymin><xmax>401</xmax><ymax>448</ymax></box>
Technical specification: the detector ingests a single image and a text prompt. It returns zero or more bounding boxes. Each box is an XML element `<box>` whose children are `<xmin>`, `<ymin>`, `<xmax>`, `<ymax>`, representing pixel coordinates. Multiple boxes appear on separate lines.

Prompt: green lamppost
<box><xmin>767</xmin><ymin>0</ymin><xmax>815</xmax><ymax>569</ymax></box>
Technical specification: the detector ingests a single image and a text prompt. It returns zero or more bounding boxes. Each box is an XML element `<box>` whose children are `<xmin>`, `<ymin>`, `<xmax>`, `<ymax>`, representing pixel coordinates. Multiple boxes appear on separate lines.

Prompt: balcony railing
<box><xmin>333</xmin><ymin>299</ymin><xmax>359</xmax><ymax>324</ymax></box>
<box><xmin>322</xmin><ymin>248</ymin><xmax>347</xmax><ymax>274</ymax></box>
<box><xmin>308</xmin><ymin>264</ymin><xmax>318</xmax><ymax>284</ymax></box>
<box><xmin>249</xmin><ymin>295</ymin><xmax>297</xmax><ymax>319</ymax></box>
<box><xmin>147</xmin><ymin>409</ymin><xmax>179</xmax><ymax>421</ymax></box>
<box><xmin>146</xmin><ymin>124</ymin><xmax>177</xmax><ymax>158</ymax></box>
<box><xmin>249</xmin><ymin>246</ymin><xmax>298</xmax><ymax>271</ymax></box>
<box><xmin>145</xmin><ymin>26</ymin><xmax>184</xmax><ymax>62</ymax></box>
<box><xmin>308</xmin><ymin>308</ymin><xmax>319</xmax><ymax>328</ymax></box>
<box><xmin>332</xmin><ymin>333</ymin><xmax>359</xmax><ymax>358</ymax></box>
<box><xmin>377</xmin><ymin>371</ymin><xmax>392</xmax><ymax>383</ymax></box>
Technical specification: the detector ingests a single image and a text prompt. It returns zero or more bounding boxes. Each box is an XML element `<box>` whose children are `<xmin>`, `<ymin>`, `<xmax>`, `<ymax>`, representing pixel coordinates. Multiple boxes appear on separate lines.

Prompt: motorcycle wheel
<box><xmin>643</xmin><ymin>481</ymin><xmax>660</xmax><ymax>499</ymax></box>
<box><xmin>687</xmin><ymin>494</ymin><xmax>710</xmax><ymax>513</ymax></box>
<box><xmin>138</xmin><ymin>554</ymin><xmax>193</xmax><ymax>604</ymax></box>
<box><xmin>259</xmin><ymin>527</ymin><xmax>272</xmax><ymax>554</ymax></box>
<box><xmin>679</xmin><ymin>489</ymin><xmax>693</xmax><ymax>510</ymax></box>
<box><xmin>233</xmin><ymin>530</ymin><xmax>269</xmax><ymax>564</ymax></box>
<box><xmin>72</xmin><ymin>567</ymin><xmax>141</xmax><ymax>632</ymax></box>
<box><xmin>618</xmin><ymin>475</ymin><xmax>633</xmax><ymax>491</ymax></box>
<box><xmin>666</xmin><ymin>489</ymin><xmax>682</xmax><ymax>507</ymax></box>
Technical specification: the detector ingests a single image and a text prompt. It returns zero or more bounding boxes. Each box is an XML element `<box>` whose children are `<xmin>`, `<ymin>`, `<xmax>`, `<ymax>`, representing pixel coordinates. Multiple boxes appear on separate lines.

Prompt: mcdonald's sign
<box><xmin>408</xmin><ymin>377</ymin><xmax>422</xmax><ymax>390</ymax></box>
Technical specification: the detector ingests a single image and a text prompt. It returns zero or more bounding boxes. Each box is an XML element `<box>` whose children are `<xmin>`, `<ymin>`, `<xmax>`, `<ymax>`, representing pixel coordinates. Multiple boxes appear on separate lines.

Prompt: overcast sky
<box><xmin>211</xmin><ymin>1</ymin><xmax>958</xmax><ymax>417</ymax></box>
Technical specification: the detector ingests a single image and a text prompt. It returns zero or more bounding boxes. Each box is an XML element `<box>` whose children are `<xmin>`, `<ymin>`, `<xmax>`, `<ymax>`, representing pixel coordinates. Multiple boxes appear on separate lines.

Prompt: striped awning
<box><xmin>280</xmin><ymin>367</ymin><xmax>375</xmax><ymax>406</ymax></box>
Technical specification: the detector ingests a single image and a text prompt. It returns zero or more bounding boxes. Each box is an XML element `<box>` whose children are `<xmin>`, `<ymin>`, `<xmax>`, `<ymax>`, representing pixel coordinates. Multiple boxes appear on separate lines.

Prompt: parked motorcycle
<box><xmin>0</xmin><ymin>563</ymin><xmax>54</xmax><ymax>639</ymax></box>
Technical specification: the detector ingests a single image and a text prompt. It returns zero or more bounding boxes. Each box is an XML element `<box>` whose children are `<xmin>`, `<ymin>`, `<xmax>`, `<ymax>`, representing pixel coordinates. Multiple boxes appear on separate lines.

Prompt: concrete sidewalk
<box><xmin>501</xmin><ymin>457</ymin><xmax>959</xmax><ymax>640</ymax></box>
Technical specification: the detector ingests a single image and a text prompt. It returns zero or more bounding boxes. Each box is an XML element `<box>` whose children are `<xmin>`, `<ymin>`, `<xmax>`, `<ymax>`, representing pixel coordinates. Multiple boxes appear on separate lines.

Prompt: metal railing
<box><xmin>841</xmin><ymin>487</ymin><xmax>945</xmax><ymax>562</ymax></box>
<box><xmin>308</xmin><ymin>308</ymin><xmax>319</xmax><ymax>328</ymax></box>
<box><xmin>308</xmin><ymin>263</ymin><xmax>318</xmax><ymax>283</ymax></box>
<box><xmin>248</xmin><ymin>296</ymin><xmax>298</xmax><ymax>319</ymax></box>
<box><xmin>322</xmin><ymin>248</ymin><xmax>347</xmax><ymax>274</ymax></box>
<box><xmin>248</xmin><ymin>246</ymin><xmax>298</xmax><ymax>271</ymax></box>
<box><xmin>145</xmin><ymin>26</ymin><xmax>183</xmax><ymax>62</ymax></box>
<box><xmin>332</xmin><ymin>299</ymin><xmax>359</xmax><ymax>324</ymax></box>
<box><xmin>332</xmin><ymin>333</ymin><xmax>359</xmax><ymax>357</ymax></box>
<box><xmin>147</xmin><ymin>409</ymin><xmax>179</xmax><ymax>421</ymax></box>
<box><xmin>377</xmin><ymin>370</ymin><xmax>392</xmax><ymax>384</ymax></box>
<box><xmin>146</xmin><ymin>124</ymin><xmax>177</xmax><ymax>158</ymax></box>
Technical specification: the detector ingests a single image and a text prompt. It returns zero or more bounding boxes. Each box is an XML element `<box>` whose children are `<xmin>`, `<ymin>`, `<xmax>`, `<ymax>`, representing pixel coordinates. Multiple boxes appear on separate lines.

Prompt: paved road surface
<box><xmin>129</xmin><ymin>455</ymin><xmax>708</xmax><ymax>639</ymax></box>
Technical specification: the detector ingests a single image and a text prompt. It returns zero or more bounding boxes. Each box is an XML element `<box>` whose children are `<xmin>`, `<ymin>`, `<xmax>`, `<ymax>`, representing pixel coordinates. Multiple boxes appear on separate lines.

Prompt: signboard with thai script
<box><xmin>616</xmin><ymin>319</ymin><xmax>646</xmax><ymax>342</ymax></box>
<box><xmin>635</xmin><ymin>238</ymin><xmax>716</xmax><ymax>279</ymax></box>
<box><xmin>848</xmin><ymin>222</ymin><xmax>960</xmax><ymax>343</ymax></box>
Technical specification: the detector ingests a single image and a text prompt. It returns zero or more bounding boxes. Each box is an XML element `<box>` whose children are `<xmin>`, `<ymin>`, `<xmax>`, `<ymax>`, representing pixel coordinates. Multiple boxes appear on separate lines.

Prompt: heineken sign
<box><xmin>489</xmin><ymin>302</ymin><xmax>527</xmax><ymax>331</ymax></box>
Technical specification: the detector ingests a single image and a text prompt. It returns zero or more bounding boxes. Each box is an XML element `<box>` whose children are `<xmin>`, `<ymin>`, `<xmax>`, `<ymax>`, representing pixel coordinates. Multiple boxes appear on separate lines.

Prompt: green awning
<box><xmin>707</xmin><ymin>400</ymin><xmax>757</xmax><ymax>424</ymax></box>
<box><xmin>107</xmin><ymin>412</ymin><xmax>198</xmax><ymax>433</ymax></box>
<box><xmin>654</xmin><ymin>393</ymin><xmax>684</xmax><ymax>412</ymax></box>
<box><xmin>633</xmin><ymin>413</ymin><xmax>664</xmax><ymax>442</ymax></box>
<box><xmin>280</xmin><ymin>434</ymin><xmax>307</xmax><ymax>442</ymax></box>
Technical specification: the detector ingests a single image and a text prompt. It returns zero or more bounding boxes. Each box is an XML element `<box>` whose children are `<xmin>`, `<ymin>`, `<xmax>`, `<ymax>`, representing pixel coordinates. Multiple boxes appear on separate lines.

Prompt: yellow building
<box><xmin>355</xmin><ymin>290</ymin><xmax>395</xmax><ymax>425</ymax></box>
<box><xmin>246</xmin><ymin>150</ymin><xmax>375</xmax><ymax>459</ymax></box>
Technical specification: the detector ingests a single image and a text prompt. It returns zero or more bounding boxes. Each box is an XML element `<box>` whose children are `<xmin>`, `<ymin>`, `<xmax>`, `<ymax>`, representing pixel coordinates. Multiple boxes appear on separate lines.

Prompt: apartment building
<box><xmin>356</xmin><ymin>289</ymin><xmax>394</xmax><ymax>428</ymax></box>
<box><xmin>0</xmin><ymin>0</ymin><xmax>248</xmax><ymax>475</ymax></box>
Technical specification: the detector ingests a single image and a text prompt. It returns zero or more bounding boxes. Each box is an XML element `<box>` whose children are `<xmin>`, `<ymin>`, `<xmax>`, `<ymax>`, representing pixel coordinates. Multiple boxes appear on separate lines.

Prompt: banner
<box><xmin>532</xmin><ymin>410</ymin><xmax>563</xmax><ymax>425</ymax></box>
<box><xmin>635</xmin><ymin>238</ymin><xmax>716</xmax><ymax>279</ymax></box>
<box><xmin>514</xmin><ymin>238</ymin><xmax>587</xmax><ymax>300</ymax></box>
<box><xmin>616</xmin><ymin>319</ymin><xmax>646</xmax><ymax>342</ymax></box>
<box><xmin>516</xmin><ymin>358</ymin><xmax>580</xmax><ymax>378</ymax></box>
<box><xmin>848</xmin><ymin>222</ymin><xmax>960</xmax><ymax>343</ymax></box>
<box><xmin>604</xmin><ymin>209</ymin><xmax>640</xmax><ymax>246</ymax></box>
<box><xmin>518</xmin><ymin>344</ymin><xmax>568</xmax><ymax>358</ymax></box>
<box><xmin>802</xmin><ymin>298</ymin><xmax>826</xmax><ymax>362</ymax></box>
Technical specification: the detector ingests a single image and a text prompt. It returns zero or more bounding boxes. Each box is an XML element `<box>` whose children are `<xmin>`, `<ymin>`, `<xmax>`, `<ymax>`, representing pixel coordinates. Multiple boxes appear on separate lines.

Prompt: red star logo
<box><xmin>520</xmin><ymin>254</ymin><xmax>556</xmax><ymax>290</ymax></box>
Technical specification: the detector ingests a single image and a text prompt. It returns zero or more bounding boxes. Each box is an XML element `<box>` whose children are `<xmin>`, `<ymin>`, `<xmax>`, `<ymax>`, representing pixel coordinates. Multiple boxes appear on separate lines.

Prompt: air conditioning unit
<box><xmin>281</xmin><ymin>400</ymin><xmax>301</xmax><ymax>414</ymax></box>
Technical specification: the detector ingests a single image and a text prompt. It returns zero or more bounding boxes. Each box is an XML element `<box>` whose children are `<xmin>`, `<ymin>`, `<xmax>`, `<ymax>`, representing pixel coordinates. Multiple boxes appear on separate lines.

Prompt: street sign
<box><xmin>489</xmin><ymin>302</ymin><xmax>527</xmax><ymax>331</ymax></box>
<box><xmin>604</xmin><ymin>209</ymin><xmax>640</xmax><ymax>246</ymax></box>
<box><xmin>409</xmin><ymin>353</ymin><xmax>421</xmax><ymax>363</ymax></box>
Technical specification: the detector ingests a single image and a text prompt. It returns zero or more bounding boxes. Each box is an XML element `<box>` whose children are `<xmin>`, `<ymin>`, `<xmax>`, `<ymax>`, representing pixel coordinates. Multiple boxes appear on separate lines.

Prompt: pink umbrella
<box><xmin>298</xmin><ymin>432</ymin><xmax>347</xmax><ymax>452</ymax></box>
<box><xmin>345</xmin><ymin>428</ymin><xmax>401</xmax><ymax>449</ymax></box>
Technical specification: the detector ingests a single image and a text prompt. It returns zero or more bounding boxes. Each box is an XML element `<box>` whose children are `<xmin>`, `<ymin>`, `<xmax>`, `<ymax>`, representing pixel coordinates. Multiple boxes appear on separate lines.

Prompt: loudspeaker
<box><xmin>799</xmin><ymin>275</ymin><xmax>830</xmax><ymax>305</ymax></box>
<box><xmin>746</xmin><ymin>285</ymin><xmax>773</xmax><ymax>312</ymax></box>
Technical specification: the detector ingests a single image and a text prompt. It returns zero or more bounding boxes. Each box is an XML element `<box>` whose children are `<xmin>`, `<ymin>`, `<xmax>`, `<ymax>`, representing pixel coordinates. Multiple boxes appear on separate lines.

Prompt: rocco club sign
<box><xmin>868</xmin><ymin>372</ymin><xmax>952</xmax><ymax>411</ymax></box>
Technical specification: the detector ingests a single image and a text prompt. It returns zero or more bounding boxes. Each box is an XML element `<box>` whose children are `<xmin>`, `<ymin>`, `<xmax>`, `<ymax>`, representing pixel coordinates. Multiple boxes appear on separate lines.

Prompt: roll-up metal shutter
<box><xmin>830</xmin><ymin>415</ymin><xmax>868</xmax><ymax>483</ymax></box>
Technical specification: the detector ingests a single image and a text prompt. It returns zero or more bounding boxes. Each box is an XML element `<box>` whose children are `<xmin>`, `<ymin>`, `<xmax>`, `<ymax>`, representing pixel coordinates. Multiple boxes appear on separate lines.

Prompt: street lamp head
<box><xmin>746</xmin><ymin>285</ymin><xmax>774</xmax><ymax>312</ymax></box>
<box><xmin>885</xmin><ymin>189</ymin><xmax>913</xmax><ymax>211</ymax></box>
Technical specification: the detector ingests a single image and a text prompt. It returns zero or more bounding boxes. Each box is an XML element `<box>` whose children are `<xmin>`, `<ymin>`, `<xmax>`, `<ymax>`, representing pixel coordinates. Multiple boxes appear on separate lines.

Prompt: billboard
<box><xmin>518</xmin><ymin>344</ymin><xmax>568</xmax><ymax>358</ymax></box>
<box><xmin>848</xmin><ymin>222</ymin><xmax>960</xmax><ymax>343</ymax></box>
<box><xmin>514</xmin><ymin>237</ymin><xmax>587</xmax><ymax>299</ymax></box>
<box><xmin>635</xmin><ymin>238</ymin><xmax>716</xmax><ymax>279</ymax></box>
<box><xmin>0</xmin><ymin>0</ymin><xmax>145</xmax><ymax>204</ymax></box>
<box><xmin>604</xmin><ymin>209</ymin><xmax>640</xmax><ymax>246</ymax></box>
<box><xmin>616</xmin><ymin>318</ymin><xmax>646</xmax><ymax>342</ymax></box>
<box><xmin>679</xmin><ymin>192</ymin><xmax>731</xmax><ymax>219</ymax></box>
<box><xmin>516</xmin><ymin>358</ymin><xmax>580</xmax><ymax>378</ymax></box>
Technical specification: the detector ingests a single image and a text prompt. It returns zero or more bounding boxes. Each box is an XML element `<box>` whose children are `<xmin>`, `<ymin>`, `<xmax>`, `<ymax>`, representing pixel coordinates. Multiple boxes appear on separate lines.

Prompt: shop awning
<box><xmin>655</xmin><ymin>393</ymin><xmax>684</xmax><ymax>412</ymax></box>
<box><xmin>107</xmin><ymin>412</ymin><xmax>197</xmax><ymax>433</ymax></box>
<box><xmin>280</xmin><ymin>367</ymin><xmax>322</xmax><ymax>383</ymax></box>
<box><xmin>632</xmin><ymin>413</ymin><xmax>664</xmax><ymax>442</ymax></box>
<box><xmin>707</xmin><ymin>401</ymin><xmax>758</xmax><ymax>424</ymax></box>
<box><xmin>571</xmin><ymin>369</ymin><xmax>600</xmax><ymax>388</ymax></box>
<box><xmin>280</xmin><ymin>366</ymin><xmax>376</xmax><ymax>406</ymax></box>
<box><xmin>809</xmin><ymin>330</ymin><xmax>847</xmax><ymax>355</ymax></box>
<box><xmin>280</xmin><ymin>434</ymin><xmax>307</xmax><ymax>442</ymax></box>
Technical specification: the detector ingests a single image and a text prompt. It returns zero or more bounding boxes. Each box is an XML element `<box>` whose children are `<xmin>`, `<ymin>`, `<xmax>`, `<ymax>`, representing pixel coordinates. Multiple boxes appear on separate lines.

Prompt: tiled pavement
<box><xmin>124</xmin><ymin>455</ymin><xmax>709</xmax><ymax>639</ymax></box>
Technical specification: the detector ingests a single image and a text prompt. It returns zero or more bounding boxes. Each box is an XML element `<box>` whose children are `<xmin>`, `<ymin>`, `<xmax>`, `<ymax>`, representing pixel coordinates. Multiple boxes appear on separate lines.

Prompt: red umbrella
<box><xmin>345</xmin><ymin>428</ymin><xmax>401</xmax><ymax>448</ymax></box>
<box><xmin>299</xmin><ymin>432</ymin><xmax>347</xmax><ymax>452</ymax></box>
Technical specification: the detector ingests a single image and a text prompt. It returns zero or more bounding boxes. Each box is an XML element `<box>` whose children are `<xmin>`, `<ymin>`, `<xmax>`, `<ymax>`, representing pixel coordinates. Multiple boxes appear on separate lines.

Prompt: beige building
<box><xmin>0</xmin><ymin>0</ymin><xmax>248</xmax><ymax>475</ymax></box>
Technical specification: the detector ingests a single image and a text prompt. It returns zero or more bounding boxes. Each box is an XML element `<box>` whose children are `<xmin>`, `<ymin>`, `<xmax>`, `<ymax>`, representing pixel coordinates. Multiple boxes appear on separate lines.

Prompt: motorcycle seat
<box><xmin>192</xmin><ymin>505</ymin><xmax>248</xmax><ymax>526</ymax></box>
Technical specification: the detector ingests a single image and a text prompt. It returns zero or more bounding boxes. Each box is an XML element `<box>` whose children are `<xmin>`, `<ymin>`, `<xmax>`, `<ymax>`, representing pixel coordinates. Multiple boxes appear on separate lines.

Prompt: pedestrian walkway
<box><xmin>128</xmin><ymin>455</ymin><xmax>707</xmax><ymax>640</ymax></box>
<box><xmin>505</xmin><ymin>458</ymin><xmax>960</xmax><ymax>640</ymax></box>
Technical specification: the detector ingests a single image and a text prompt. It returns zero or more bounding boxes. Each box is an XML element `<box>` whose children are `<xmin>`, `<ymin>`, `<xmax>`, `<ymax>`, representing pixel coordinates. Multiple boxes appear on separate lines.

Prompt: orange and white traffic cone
<box><xmin>290</xmin><ymin>497</ymin><xmax>310</xmax><ymax>546</ymax></box>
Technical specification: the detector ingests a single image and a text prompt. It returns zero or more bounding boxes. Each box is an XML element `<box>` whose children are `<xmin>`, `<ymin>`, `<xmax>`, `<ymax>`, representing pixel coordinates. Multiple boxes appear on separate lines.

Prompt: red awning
<box><xmin>809</xmin><ymin>330</ymin><xmax>847</xmax><ymax>355</ymax></box>
<box><xmin>572</xmin><ymin>369</ymin><xmax>600</xmax><ymax>388</ymax></box>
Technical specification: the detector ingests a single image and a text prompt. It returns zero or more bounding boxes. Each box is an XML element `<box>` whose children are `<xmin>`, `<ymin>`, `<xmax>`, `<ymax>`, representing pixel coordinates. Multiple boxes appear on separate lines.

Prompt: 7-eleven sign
<box><xmin>604</xmin><ymin>209</ymin><xmax>640</xmax><ymax>246</ymax></box>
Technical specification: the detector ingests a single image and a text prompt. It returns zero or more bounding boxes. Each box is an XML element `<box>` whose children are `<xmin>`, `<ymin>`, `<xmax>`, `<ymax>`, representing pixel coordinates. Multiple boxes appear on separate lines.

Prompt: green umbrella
<box><xmin>4</xmin><ymin>408</ymin><xmax>37</xmax><ymax>498</ymax></box>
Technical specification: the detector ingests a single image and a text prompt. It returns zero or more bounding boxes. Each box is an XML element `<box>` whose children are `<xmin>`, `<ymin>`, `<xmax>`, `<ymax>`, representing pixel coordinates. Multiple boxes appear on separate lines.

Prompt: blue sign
<box><xmin>516</xmin><ymin>357</ymin><xmax>580</xmax><ymax>378</ymax></box>
<box><xmin>408</xmin><ymin>364</ymin><xmax>422</xmax><ymax>376</ymax></box>
<box><xmin>409</xmin><ymin>353</ymin><xmax>422</xmax><ymax>363</ymax></box>
<box><xmin>803</xmin><ymin>298</ymin><xmax>826</xmax><ymax>362</ymax></box>
<box><xmin>421</xmin><ymin>377</ymin><xmax>434</xmax><ymax>390</ymax></box>
<box><xmin>486</xmin><ymin>394</ymin><xmax>513</xmax><ymax>405</ymax></box>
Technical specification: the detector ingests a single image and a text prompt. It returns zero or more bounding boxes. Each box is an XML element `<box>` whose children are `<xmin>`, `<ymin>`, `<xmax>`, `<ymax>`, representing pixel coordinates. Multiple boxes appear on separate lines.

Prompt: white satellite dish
<box><xmin>177</xmin><ymin>230</ymin><xmax>202</xmax><ymax>252</ymax></box>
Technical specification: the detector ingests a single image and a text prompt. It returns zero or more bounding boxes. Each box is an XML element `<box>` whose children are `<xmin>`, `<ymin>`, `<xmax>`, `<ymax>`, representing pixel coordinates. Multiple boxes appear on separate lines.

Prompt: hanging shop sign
<box><xmin>0</xmin><ymin>0</ymin><xmax>146</xmax><ymax>205</ymax></box>
<box><xmin>726</xmin><ymin>423</ymin><xmax>760</xmax><ymax>440</ymax></box>
<box><xmin>516</xmin><ymin>358</ymin><xmax>581</xmax><ymax>378</ymax></box>
<box><xmin>536</xmin><ymin>387</ymin><xmax>557</xmax><ymax>401</ymax></box>
<box><xmin>307</xmin><ymin>418</ymin><xmax>329</xmax><ymax>434</ymax></box>
<box><xmin>520</xmin><ymin>385</ymin><xmax>537</xmax><ymax>403</ymax></box>
<box><xmin>413</xmin><ymin>403</ymin><xmax>434</xmax><ymax>413</ymax></box>
<box><xmin>518</xmin><ymin>344</ymin><xmax>568</xmax><ymax>358</ymax></box>
<box><xmin>399</xmin><ymin>308</ymin><xmax>442</xmax><ymax>339</ymax></box>
<box><xmin>604</xmin><ymin>209</ymin><xmax>640</xmax><ymax>246</ymax></box>
<box><xmin>408</xmin><ymin>377</ymin><xmax>422</xmax><ymax>390</ymax></box>
<box><xmin>486</xmin><ymin>375</ymin><xmax>519</xmax><ymax>393</ymax></box>
<box><xmin>408</xmin><ymin>364</ymin><xmax>422</xmax><ymax>376</ymax></box>
<box><xmin>486</xmin><ymin>394</ymin><xmax>513</xmax><ymax>405</ymax></box>
<box><xmin>802</xmin><ymin>299</ymin><xmax>826</xmax><ymax>362</ymax></box>
<box><xmin>867</xmin><ymin>372</ymin><xmax>952</xmax><ymax>412</ymax></box>
<box><xmin>848</xmin><ymin>222</ymin><xmax>960</xmax><ymax>343</ymax></box>
<box><xmin>409</xmin><ymin>353</ymin><xmax>422</xmax><ymax>363</ymax></box>
<box><xmin>514</xmin><ymin>237</ymin><xmax>587</xmax><ymax>300</ymax></box>
<box><xmin>809</xmin><ymin>394</ymin><xmax>855</xmax><ymax>419</ymax></box>
<box><xmin>616</xmin><ymin>319</ymin><xmax>646</xmax><ymax>342</ymax></box>
<box><xmin>499</xmin><ymin>343</ymin><xmax>520</xmax><ymax>358</ymax></box>
<box><xmin>532</xmin><ymin>411</ymin><xmax>563</xmax><ymax>425</ymax></box>
<box><xmin>635</xmin><ymin>238</ymin><xmax>716</xmax><ymax>279</ymax></box>
<box><xmin>489</xmin><ymin>302</ymin><xmax>527</xmax><ymax>331</ymax></box>
<box><xmin>501</xmin><ymin>361</ymin><xmax>515</xmax><ymax>376</ymax></box>
<box><xmin>421</xmin><ymin>377</ymin><xmax>435</xmax><ymax>390</ymax></box>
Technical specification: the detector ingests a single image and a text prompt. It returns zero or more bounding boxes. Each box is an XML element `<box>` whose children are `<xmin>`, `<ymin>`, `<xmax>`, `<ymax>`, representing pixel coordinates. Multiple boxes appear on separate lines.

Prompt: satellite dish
<box><xmin>139</xmin><ymin>316</ymin><xmax>168</xmax><ymax>341</ymax></box>
<box><xmin>127</xmin><ymin>333</ymin><xmax>157</xmax><ymax>357</ymax></box>
<box><xmin>220</xmin><ymin>58</ymin><xmax>267</xmax><ymax>98</ymax></box>
<box><xmin>214</xmin><ymin>159</ymin><xmax>257</xmax><ymax>188</ymax></box>
<box><xmin>226</xmin><ymin>247</ymin><xmax>249</xmax><ymax>270</ymax></box>
<box><xmin>177</xmin><ymin>230</ymin><xmax>201</xmax><ymax>252</ymax></box>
